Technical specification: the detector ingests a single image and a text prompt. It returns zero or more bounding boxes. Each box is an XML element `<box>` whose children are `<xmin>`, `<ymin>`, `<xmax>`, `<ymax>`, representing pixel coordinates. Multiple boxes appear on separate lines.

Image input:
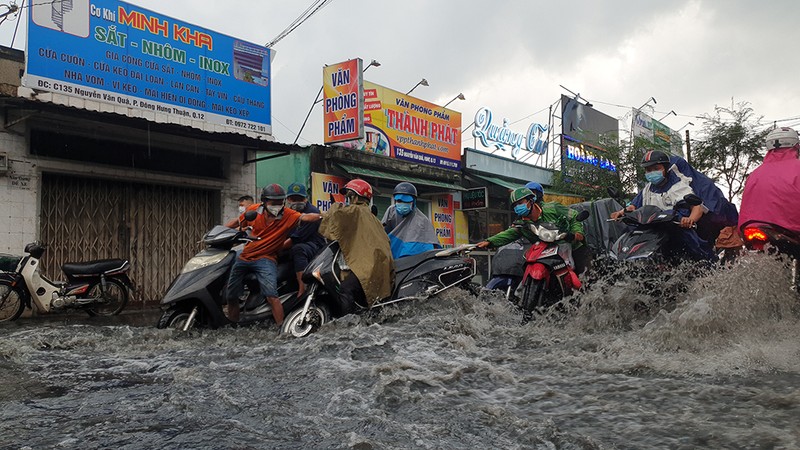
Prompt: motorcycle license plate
<box><xmin>539</xmin><ymin>247</ymin><xmax>558</xmax><ymax>258</ymax></box>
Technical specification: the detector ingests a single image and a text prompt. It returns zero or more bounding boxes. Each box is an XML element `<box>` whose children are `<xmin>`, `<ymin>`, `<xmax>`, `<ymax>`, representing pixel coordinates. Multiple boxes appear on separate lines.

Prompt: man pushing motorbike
<box><xmin>476</xmin><ymin>187</ymin><xmax>589</xmax><ymax>276</ymax></box>
<box><xmin>225</xmin><ymin>184</ymin><xmax>321</xmax><ymax>326</ymax></box>
<box><xmin>319</xmin><ymin>179</ymin><xmax>394</xmax><ymax>312</ymax></box>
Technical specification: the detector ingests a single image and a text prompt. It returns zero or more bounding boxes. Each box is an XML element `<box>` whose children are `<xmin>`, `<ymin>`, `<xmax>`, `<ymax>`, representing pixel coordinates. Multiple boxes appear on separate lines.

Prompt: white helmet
<box><xmin>765</xmin><ymin>127</ymin><xmax>799</xmax><ymax>150</ymax></box>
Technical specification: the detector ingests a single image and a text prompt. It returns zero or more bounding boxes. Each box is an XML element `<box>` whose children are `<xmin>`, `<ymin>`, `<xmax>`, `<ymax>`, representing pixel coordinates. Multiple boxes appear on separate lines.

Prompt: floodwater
<box><xmin>1</xmin><ymin>253</ymin><xmax>799</xmax><ymax>449</ymax></box>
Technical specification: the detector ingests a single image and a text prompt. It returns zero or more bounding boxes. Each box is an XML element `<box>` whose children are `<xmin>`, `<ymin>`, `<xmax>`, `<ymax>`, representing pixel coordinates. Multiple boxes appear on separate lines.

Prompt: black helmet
<box><xmin>393</xmin><ymin>182</ymin><xmax>418</xmax><ymax>197</ymax></box>
<box><xmin>641</xmin><ymin>150</ymin><xmax>670</xmax><ymax>168</ymax></box>
<box><xmin>260</xmin><ymin>183</ymin><xmax>286</xmax><ymax>201</ymax></box>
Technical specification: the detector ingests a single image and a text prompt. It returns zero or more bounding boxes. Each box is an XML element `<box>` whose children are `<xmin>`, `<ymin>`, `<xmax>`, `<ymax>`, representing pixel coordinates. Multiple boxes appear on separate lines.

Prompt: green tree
<box><xmin>690</xmin><ymin>102</ymin><xmax>768</xmax><ymax>200</ymax></box>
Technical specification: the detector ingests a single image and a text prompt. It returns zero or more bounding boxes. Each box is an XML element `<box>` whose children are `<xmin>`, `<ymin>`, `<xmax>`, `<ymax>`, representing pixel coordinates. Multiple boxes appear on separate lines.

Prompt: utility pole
<box><xmin>685</xmin><ymin>129</ymin><xmax>692</xmax><ymax>166</ymax></box>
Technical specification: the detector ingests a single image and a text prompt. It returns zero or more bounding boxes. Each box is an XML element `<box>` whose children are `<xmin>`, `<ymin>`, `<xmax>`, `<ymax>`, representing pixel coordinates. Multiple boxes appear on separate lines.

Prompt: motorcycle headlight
<box><xmin>538</xmin><ymin>229</ymin><xmax>559</xmax><ymax>243</ymax></box>
<box><xmin>182</xmin><ymin>252</ymin><xmax>228</xmax><ymax>273</ymax></box>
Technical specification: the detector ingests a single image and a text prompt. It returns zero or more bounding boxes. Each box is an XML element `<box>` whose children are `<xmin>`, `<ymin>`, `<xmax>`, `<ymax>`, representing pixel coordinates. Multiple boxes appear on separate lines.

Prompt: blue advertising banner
<box><xmin>24</xmin><ymin>0</ymin><xmax>273</xmax><ymax>135</ymax></box>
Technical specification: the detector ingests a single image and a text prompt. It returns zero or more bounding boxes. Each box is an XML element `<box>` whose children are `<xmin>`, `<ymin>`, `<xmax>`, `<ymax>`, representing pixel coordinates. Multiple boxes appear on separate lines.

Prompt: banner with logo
<box><xmin>311</xmin><ymin>172</ymin><xmax>347</xmax><ymax>213</ymax></box>
<box><xmin>431</xmin><ymin>194</ymin><xmax>455</xmax><ymax>247</ymax></box>
<box><xmin>632</xmin><ymin>109</ymin><xmax>684</xmax><ymax>158</ymax></box>
<box><xmin>323</xmin><ymin>58</ymin><xmax>364</xmax><ymax>144</ymax></box>
<box><xmin>25</xmin><ymin>0</ymin><xmax>273</xmax><ymax>135</ymax></box>
<box><xmin>358</xmin><ymin>81</ymin><xmax>461</xmax><ymax>171</ymax></box>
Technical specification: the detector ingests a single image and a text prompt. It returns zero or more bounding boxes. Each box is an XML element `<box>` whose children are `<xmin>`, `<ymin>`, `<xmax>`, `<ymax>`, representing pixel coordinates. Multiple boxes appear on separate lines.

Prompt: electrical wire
<box><xmin>10</xmin><ymin>0</ymin><xmax>23</xmax><ymax>47</ymax></box>
<box><xmin>265</xmin><ymin>0</ymin><xmax>335</xmax><ymax>48</ymax></box>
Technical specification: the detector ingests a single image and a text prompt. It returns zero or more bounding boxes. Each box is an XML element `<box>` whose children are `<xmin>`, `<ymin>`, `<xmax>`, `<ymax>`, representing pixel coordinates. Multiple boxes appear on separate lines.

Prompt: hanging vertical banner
<box><xmin>454</xmin><ymin>210</ymin><xmax>469</xmax><ymax>246</ymax></box>
<box><xmin>311</xmin><ymin>172</ymin><xmax>348</xmax><ymax>212</ymax></box>
<box><xmin>323</xmin><ymin>58</ymin><xmax>364</xmax><ymax>144</ymax></box>
<box><xmin>431</xmin><ymin>194</ymin><xmax>455</xmax><ymax>248</ymax></box>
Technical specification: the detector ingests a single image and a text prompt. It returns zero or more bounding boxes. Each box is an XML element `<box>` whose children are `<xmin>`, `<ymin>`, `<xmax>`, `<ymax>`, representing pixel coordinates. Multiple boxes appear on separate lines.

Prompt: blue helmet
<box><xmin>286</xmin><ymin>183</ymin><xmax>308</xmax><ymax>198</ymax></box>
<box><xmin>524</xmin><ymin>182</ymin><xmax>544</xmax><ymax>204</ymax></box>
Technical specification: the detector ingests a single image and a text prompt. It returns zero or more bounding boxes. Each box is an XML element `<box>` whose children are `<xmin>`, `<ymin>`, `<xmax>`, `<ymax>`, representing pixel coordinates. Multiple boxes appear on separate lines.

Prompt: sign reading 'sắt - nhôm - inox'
<box><xmin>24</xmin><ymin>0</ymin><xmax>273</xmax><ymax>135</ymax></box>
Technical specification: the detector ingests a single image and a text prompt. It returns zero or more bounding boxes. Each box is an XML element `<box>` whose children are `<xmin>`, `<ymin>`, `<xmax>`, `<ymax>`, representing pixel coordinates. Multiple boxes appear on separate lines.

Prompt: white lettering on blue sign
<box><xmin>472</xmin><ymin>107</ymin><xmax>548</xmax><ymax>159</ymax></box>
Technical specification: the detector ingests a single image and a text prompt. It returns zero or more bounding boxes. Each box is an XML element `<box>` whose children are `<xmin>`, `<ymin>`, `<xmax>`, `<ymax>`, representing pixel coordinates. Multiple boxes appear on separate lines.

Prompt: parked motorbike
<box><xmin>484</xmin><ymin>240</ymin><xmax>528</xmax><ymax>303</ymax></box>
<box><xmin>740</xmin><ymin>220</ymin><xmax>800</xmax><ymax>293</ymax></box>
<box><xmin>281</xmin><ymin>242</ymin><xmax>478</xmax><ymax>338</ymax></box>
<box><xmin>516</xmin><ymin>210</ymin><xmax>590</xmax><ymax>321</ymax></box>
<box><xmin>0</xmin><ymin>242</ymin><xmax>133</xmax><ymax>322</ymax></box>
<box><xmin>156</xmin><ymin>222</ymin><xmax>301</xmax><ymax>331</ymax></box>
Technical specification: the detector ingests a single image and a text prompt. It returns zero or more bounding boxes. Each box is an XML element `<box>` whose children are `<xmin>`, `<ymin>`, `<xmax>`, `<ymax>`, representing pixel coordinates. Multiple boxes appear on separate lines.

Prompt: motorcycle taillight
<box><xmin>743</xmin><ymin>227</ymin><xmax>768</xmax><ymax>251</ymax></box>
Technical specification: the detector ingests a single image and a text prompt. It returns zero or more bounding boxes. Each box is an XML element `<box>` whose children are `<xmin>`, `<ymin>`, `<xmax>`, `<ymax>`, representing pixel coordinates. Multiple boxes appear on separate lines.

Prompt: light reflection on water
<box><xmin>0</xmin><ymin>253</ymin><xmax>799</xmax><ymax>449</ymax></box>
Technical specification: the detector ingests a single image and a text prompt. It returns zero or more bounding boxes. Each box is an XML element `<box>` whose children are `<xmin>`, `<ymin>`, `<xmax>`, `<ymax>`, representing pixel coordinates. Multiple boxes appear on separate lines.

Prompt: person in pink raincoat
<box><xmin>739</xmin><ymin>127</ymin><xmax>800</xmax><ymax>234</ymax></box>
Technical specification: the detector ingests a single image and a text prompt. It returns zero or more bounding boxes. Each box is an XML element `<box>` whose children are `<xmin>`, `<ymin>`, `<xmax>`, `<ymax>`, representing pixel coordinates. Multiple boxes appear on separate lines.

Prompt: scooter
<box><xmin>156</xmin><ymin>223</ymin><xmax>301</xmax><ymax>331</ymax></box>
<box><xmin>516</xmin><ymin>210</ymin><xmax>590</xmax><ymax>321</ymax></box>
<box><xmin>0</xmin><ymin>242</ymin><xmax>133</xmax><ymax>322</ymax></box>
<box><xmin>740</xmin><ymin>220</ymin><xmax>800</xmax><ymax>293</ymax></box>
<box><xmin>281</xmin><ymin>242</ymin><xmax>478</xmax><ymax>338</ymax></box>
<box><xmin>484</xmin><ymin>240</ymin><xmax>528</xmax><ymax>303</ymax></box>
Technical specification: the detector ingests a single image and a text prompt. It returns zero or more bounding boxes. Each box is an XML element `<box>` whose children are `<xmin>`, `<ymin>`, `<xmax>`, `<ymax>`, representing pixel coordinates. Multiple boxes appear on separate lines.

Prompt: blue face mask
<box><xmin>395</xmin><ymin>203</ymin><xmax>413</xmax><ymax>217</ymax></box>
<box><xmin>645</xmin><ymin>170</ymin><xmax>665</xmax><ymax>185</ymax></box>
<box><xmin>514</xmin><ymin>203</ymin><xmax>531</xmax><ymax>217</ymax></box>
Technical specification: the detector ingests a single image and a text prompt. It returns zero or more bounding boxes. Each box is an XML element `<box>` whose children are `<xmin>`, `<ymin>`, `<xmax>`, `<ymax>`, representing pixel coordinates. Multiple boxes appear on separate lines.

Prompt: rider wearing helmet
<box><xmin>476</xmin><ymin>187</ymin><xmax>589</xmax><ymax>275</ymax></box>
<box><xmin>381</xmin><ymin>182</ymin><xmax>440</xmax><ymax>259</ymax></box>
<box><xmin>524</xmin><ymin>182</ymin><xmax>544</xmax><ymax>205</ymax></box>
<box><xmin>610</xmin><ymin>149</ymin><xmax>715</xmax><ymax>261</ymax></box>
<box><xmin>283</xmin><ymin>182</ymin><xmax>325</xmax><ymax>297</ymax></box>
<box><xmin>318</xmin><ymin>179</ymin><xmax>394</xmax><ymax>312</ymax></box>
<box><xmin>739</xmin><ymin>127</ymin><xmax>800</xmax><ymax>234</ymax></box>
<box><xmin>225</xmin><ymin>183</ymin><xmax>321</xmax><ymax>325</ymax></box>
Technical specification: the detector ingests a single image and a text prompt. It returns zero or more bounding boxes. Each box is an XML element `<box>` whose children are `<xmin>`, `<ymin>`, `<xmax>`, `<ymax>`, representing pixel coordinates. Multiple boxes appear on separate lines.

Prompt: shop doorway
<box><xmin>40</xmin><ymin>173</ymin><xmax>217</xmax><ymax>305</ymax></box>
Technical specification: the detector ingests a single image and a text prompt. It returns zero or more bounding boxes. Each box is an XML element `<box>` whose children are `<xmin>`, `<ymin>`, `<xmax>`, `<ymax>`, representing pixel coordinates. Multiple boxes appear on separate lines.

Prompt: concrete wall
<box><xmin>0</xmin><ymin>129</ymin><xmax>37</xmax><ymax>254</ymax></box>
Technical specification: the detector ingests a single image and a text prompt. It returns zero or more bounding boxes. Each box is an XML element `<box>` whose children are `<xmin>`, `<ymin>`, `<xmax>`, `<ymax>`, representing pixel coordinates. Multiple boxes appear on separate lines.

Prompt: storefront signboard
<box><xmin>430</xmin><ymin>194</ymin><xmax>455</xmax><ymax>247</ymax></box>
<box><xmin>311</xmin><ymin>172</ymin><xmax>347</xmax><ymax>213</ymax></box>
<box><xmin>454</xmin><ymin>211</ymin><xmax>469</xmax><ymax>246</ymax></box>
<box><xmin>461</xmin><ymin>187</ymin><xmax>488</xmax><ymax>210</ymax></box>
<box><xmin>24</xmin><ymin>0</ymin><xmax>273</xmax><ymax>135</ymax></box>
<box><xmin>323</xmin><ymin>58</ymin><xmax>364</xmax><ymax>144</ymax></box>
<box><xmin>472</xmin><ymin>107</ymin><xmax>548</xmax><ymax>159</ymax></box>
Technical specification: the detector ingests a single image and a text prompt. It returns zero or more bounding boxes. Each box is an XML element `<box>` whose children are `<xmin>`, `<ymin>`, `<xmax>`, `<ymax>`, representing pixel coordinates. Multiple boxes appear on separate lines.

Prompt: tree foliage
<box><xmin>691</xmin><ymin>102</ymin><xmax>768</xmax><ymax>200</ymax></box>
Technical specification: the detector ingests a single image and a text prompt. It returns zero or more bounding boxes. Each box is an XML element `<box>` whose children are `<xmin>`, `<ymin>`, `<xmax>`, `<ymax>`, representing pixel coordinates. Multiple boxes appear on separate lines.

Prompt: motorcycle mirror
<box><xmin>575</xmin><ymin>210</ymin><xmax>590</xmax><ymax>222</ymax></box>
<box><xmin>683</xmin><ymin>194</ymin><xmax>702</xmax><ymax>207</ymax></box>
<box><xmin>607</xmin><ymin>186</ymin><xmax>621</xmax><ymax>199</ymax></box>
<box><xmin>243</xmin><ymin>210</ymin><xmax>258</xmax><ymax>221</ymax></box>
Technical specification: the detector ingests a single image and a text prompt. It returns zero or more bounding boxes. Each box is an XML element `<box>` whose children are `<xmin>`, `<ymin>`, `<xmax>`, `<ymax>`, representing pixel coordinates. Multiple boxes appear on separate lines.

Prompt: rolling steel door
<box><xmin>40</xmin><ymin>173</ymin><xmax>217</xmax><ymax>304</ymax></box>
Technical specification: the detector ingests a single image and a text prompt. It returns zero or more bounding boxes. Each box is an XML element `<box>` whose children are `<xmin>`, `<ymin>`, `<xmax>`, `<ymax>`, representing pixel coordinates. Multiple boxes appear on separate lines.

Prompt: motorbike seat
<box><xmin>394</xmin><ymin>249</ymin><xmax>441</xmax><ymax>273</ymax></box>
<box><xmin>62</xmin><ymin>259</ymin><xmax>129</xmax><ymax>276</ymax></box>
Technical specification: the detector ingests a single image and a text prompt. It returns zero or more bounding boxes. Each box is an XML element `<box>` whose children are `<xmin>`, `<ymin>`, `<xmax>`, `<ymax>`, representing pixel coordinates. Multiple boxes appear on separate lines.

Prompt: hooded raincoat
<box><xmin>738</xmin><ymin>148</ymin><xmax>800</xmax><ymax>234</ymax></box>
<box><xmin>320</xmin><ymin>202</ymin><xmax>394</xmax><ymax>305</ymax></box>
<box><xmin>382</xmin><ymin>205</ymin><xmax>440</xmax><ymax>259</ymax></box>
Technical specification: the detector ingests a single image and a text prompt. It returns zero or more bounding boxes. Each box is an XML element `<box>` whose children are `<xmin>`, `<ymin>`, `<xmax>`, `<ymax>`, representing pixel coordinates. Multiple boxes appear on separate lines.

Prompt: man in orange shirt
<box><xmin>226</xmin><ymin>184</ymin><xmax>321</xmax><ymax>325</ymax></box>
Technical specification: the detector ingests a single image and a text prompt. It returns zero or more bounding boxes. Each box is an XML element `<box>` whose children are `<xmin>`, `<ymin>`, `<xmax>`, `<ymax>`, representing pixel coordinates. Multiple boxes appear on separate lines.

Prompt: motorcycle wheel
<box><xmin>520</xmin><ymin>278</ymin><xmax>546</xmax><ymax>323</ymax></box>
<box><xmin>0</xmin><ymin>280</ymin><xmax>25</xmax><ymax>322</ymax></box>
<box><xmin>157</xmin><ymin>305</ymin><xmax>197</xmax><ymax>330</ymax></box>
<box><xmin>85</xmin><ymin>279</ymin><xmax>129</xmax><ymax>316</ymax></box>
<box><xmin>281</xmin><ymin>303</ymin><xmax>330</xmax><ymax>338</ymax></box>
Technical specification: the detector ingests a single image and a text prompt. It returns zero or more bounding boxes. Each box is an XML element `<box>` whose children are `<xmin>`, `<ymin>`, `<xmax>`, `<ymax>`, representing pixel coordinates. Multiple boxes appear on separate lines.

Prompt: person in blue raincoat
<box><xmin>381</xmin><ymin>182</ymin><xmax>441</xmax><ymax>259</ymax></box>
<box><xmin>610</xmin><ymin>149</ymin><xmax>727</xmax><ymax>261</ymax></box>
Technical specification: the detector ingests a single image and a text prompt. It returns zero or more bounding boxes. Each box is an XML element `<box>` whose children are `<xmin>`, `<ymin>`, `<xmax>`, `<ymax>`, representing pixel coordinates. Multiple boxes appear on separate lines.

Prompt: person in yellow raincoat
<box><xmin>319</xmin><ymin>179</ymin><xmax>394</xmax><ymax>311</ymax></box>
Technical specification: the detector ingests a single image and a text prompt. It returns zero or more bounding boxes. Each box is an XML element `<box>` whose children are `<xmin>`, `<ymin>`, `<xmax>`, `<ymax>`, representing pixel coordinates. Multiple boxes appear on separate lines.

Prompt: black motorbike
<box><xmin>740</xmin><ymin>220</ymin><xmax>800</xmax><ymax>293</ymax></box>
<box><xmin>156</xmin><ymin>224</ymin><xmax>301</xmax><ymax>330</ymax></box>
<box><xmin>281</xmin><ymin>242</ymin><xmax>478</xmax><ymax>338</ymax></box>
<box><xmin>608</xmin><ymin>194</ymin><xmax>705</xmax><ymax>263</ymax></box>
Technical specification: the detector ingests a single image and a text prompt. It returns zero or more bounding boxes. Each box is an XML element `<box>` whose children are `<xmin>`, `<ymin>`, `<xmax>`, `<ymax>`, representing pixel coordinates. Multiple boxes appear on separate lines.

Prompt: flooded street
<box><xmin>2</xmin><ymin>254</ymin><xmax>800</xmax><ymax>449</ymax></box>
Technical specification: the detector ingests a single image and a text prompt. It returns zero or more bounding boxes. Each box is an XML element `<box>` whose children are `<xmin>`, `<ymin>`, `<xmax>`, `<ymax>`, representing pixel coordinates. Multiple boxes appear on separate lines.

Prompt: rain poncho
<box><xmin>382</xmin><ymin>205</ymin><xmax>440</xmax><ymax>259</ymax></box>
<box><xmin>738</xmin><ymin>148</ymin><xmax>800</xmax><ymax>234</ymax></box>
<box><xmin>633</xmin><ymin>155</ymin><xmax>738</xmax><ymax>228</ymax></box>
<box><xmin>569</xmin><ymin>198</ymin><xmax>627</xmax><ymax>255</ymax></box>
<box><xmin>320</xmin><ymin>202</ymin><xmax>394</xmax><ymax>304</ymax></box>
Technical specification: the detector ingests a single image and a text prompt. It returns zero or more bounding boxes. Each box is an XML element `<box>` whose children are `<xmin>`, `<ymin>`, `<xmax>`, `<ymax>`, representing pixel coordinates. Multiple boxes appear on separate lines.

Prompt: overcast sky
<box><xmin>2</xmin><ymin>0</ymin><xmax>797</xmax><ymax>148</ymax></box>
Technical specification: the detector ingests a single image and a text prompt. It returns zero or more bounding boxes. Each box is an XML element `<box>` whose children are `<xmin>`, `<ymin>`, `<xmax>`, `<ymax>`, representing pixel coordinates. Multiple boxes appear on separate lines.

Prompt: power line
<box><xmin>265</xmin><ymin>0</ymin><xmax>335</xmax><ymax>48</ymax></box>
<box><xmin>10</xmin><ymin>0</ymin><xmax>23</xmax><ymax>47</ymax></box>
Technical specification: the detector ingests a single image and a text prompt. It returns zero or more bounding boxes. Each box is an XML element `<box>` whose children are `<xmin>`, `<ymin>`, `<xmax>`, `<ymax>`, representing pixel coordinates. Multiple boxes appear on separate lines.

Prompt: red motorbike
<box><xmin>740</xmin><ymin>220</ymin><xmax>800</xmax><ymax>293</ymax></box>
<box><xmin>518</xmin><ymin>210</ymin><xmax>589</xmax><ymax>321</ymax></box>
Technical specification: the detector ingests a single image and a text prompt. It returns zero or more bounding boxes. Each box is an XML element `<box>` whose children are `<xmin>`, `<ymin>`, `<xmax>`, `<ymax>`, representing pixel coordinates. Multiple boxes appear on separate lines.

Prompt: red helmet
<box><xmin>343</xmin><ymin>179</ymin><xmax>373</xmax><ymax>200</ymax></box>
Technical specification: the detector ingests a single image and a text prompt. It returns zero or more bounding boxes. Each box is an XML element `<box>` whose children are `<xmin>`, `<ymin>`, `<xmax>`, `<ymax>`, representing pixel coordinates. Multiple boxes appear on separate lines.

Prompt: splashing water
<box><xmin>1</xmin><ymin>253</ymin><xmax>799</xmax><ymax>449</ymax></box>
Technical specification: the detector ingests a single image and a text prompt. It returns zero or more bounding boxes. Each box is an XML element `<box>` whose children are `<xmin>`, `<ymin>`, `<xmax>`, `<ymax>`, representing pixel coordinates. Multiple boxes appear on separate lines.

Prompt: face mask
<box><xmin>238</xmin><ymin>206</ymin><xmax>246</xmax><ymax>214</ymax></box>
<box><xmin>266</xmin><ymin>205</ymin><xmax>283</xmax><ymax>216</ymax></box>
<box><xmin>288</xmin><ymin>202</ymin><xmax>305</xmax><ymax>212</ymax></box>
<box><xmin>645</xmin><ymin>171</ymin><xmax>665</xmax><ymax>185</ymax></box>
<box><xmin>395</xmin><ymin>203</ymin><xmax>413</xmax><ymax>217</ymax></box>
<box><xmin>514</xmin><ymin>203</ymin><xmax>531</xmax><ymax>217</ymax></box>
